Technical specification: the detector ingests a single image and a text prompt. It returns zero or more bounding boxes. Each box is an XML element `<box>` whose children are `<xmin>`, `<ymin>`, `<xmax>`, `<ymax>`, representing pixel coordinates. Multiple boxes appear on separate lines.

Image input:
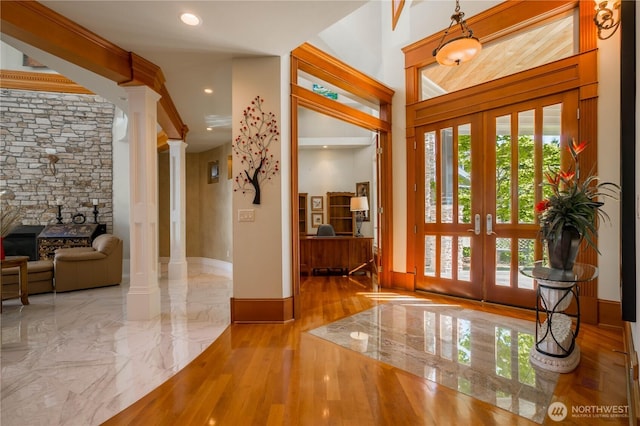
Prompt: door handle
<box><xmin>466</xmin><ymin>214</ymin><xmax>481</xmax><ymax>235</ymax></box>
<box><xmin>486</xmin><ymin>214</ymin><xmax>497</xmax><ymax>235</ymax></box>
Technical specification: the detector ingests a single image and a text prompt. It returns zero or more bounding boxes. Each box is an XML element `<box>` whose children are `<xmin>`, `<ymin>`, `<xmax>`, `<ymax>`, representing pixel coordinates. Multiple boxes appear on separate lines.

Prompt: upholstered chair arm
<box><xmin>55</xmin><ymin>247</ymin><xmax>94</xmax><ymax>256</ymax></box>
<box><xmin>55</xmin><ymin>250</ymin><xmax>106</xmax><ymax>261</ymax></box>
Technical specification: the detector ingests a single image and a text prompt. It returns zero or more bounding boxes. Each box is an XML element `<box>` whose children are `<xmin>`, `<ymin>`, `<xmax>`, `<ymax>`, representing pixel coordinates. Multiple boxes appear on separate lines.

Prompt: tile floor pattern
<box><xmin>1</xmin><ymin>263</ymin><xmax>232</xmax><ymax>426</ymax></box>
<box><xmin>308</xmin><ymin>296</ymin><xmax>560</xmax><ymax>424</ymax></box>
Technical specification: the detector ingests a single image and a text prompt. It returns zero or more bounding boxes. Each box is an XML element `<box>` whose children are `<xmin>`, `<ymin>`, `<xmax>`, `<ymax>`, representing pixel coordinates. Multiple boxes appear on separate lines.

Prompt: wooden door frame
<box><xmin>404</xmin><ymin>1</ymin><xmax>602</xmax><ymax>323</ymax></box>
<box><xmin>290</xmin><ymin>43</ymin><xmax>395</xmax><ymax>319</ymax></box>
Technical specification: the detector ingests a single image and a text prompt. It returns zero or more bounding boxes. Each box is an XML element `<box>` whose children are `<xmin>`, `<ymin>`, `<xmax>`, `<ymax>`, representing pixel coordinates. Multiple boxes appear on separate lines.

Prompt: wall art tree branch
<box><xmin>232</xmin><ymin>96</ymin><xmax>280</xmax><ymax>205</ymax></box>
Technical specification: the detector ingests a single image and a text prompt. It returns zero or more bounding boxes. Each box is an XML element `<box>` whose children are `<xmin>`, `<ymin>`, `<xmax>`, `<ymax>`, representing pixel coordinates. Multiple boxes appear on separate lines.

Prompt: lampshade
<box><xmin>435</xmin><ymin>36</ymin><xmax>482</xmax><ymax>66</ymax></box>
<box><xmin>350</xmin><ymin>196</ymin><xmax>369</xmax><ymax>212</ymax></box>
<box><xmin>432</xmin><ymin>0</ymin><xmax>481</xmax><ymax>66</ymax></box>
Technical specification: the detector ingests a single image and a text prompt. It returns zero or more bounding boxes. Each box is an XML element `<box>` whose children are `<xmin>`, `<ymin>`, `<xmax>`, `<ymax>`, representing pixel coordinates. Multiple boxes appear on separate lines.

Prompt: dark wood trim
<box><xmin>230</xmin><ymin>297</ymin><xmax>294</xmax><ymax>324</ymax></box>
<box><xmin>0</xmin><ymin>0</ymin><xmax>188</xmax><ymax>143</ymax></box>
<box><xmin>620</xmin><ymin>0</ymin><xmax>636</xmax><ymax>322</ymax></box>
<box><xmin>0</xmin><ymin>69</ymin><xmax>93</xmax><ymax>94</ymax></box>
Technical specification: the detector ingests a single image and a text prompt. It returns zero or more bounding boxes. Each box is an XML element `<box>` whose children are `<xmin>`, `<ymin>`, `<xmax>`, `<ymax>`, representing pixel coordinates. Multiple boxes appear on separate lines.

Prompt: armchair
<box><xmin>54</xmin><ymin>234</ymin><xmax>123</xmax><ymax>292</ymax></box>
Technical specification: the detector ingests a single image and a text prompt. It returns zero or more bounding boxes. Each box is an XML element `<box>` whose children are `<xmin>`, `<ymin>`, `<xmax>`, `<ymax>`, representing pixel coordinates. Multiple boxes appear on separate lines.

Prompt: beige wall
<box><xmin>158</xmin><ymin>144</ymin><xmax>233</xmax><ymax>261</ymax></box>
<box><xmin>197</xmin><ymin>144</ymin><xmax>233</xmax><ymax>261</ymax></box>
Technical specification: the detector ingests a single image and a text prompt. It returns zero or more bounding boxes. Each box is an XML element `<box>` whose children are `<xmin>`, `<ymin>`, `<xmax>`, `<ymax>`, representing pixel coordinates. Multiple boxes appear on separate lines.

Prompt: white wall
<box><xmin>597</xmin><ymin>27</ymin><xmax>622</xmax><ymax>302</ymax></box>
<box><xmin>299</xmin><ymin>145</ymin><xmax>375</xmax><ymax>237</ymax></box>
<box><xmin>232</xmin><ymin>56</ymin><xmax>287</xmax><ymax>300</ymax></box>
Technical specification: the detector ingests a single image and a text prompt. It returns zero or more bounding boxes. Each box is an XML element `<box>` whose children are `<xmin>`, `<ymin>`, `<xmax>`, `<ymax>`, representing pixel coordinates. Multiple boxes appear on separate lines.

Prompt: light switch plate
<box><xmin>238</xmin><ymin>209</ymin><xmax>255</xmax><ymax>222</ymax></box>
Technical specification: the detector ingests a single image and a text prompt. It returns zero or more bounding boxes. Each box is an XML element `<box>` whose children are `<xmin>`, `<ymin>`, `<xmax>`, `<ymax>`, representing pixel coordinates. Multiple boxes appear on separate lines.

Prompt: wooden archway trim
<box><xmin>291</xmin><ymin>43</ymin><xmax>395</xmax><ymax>319</ymax></box>
<box><xmin>0</xmin><ymin>0</ymin><xmax>188</xmax><ymax>144</ymax></box>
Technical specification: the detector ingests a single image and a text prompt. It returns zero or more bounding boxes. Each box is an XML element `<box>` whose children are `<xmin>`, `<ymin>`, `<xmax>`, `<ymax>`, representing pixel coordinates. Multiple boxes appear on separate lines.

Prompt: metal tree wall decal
<box><xmin>232</xmin><ymin>96</ymin><xmax>280</xmax><ymax>205</ymax></box>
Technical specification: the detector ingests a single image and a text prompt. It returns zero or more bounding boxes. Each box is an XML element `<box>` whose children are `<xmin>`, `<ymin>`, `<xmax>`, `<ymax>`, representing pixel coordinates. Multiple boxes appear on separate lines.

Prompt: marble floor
<box><xmin>309</xmin><ymin>296</ymin><xmax>560</xmax><ymax>424</ymax></box>
<box><xmin>1</xmin><ymin>263</ymin><xmax>232</xmax><ymax>426</ymax></box>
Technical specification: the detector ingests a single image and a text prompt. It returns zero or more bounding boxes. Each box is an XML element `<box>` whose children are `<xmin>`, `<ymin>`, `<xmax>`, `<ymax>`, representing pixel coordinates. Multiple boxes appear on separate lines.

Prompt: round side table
<box><xmin>519</xmin><ymin>261</ymin><xmax>598</xmax><ymax>373</ymax></box>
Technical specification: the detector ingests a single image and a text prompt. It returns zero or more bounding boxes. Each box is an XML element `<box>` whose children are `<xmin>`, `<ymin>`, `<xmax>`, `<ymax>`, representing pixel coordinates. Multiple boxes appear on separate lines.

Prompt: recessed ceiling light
<box><xmin>323</xmin><ymin>145</ymin><xmax>328</xmax><ymax>149</ymax></box>
<box><xmin>204</xmin><ymin>88</ymin><xmax>213</xmax><ymax>94</ymax></box>
<box><xmin>206</xmin><ymin>127</ymin><xmax>213</xmax><ymax>131</ymax></box>
<box><xmin>180</xmin><ymin>13</ymin><xmax>201</xmax><ymax>26</ymax></box>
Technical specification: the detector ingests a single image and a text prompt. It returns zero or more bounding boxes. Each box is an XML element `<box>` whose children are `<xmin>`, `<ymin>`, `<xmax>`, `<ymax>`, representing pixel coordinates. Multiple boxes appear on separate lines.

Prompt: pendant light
<box><xmin>432</xmin><ymin>0</ymin><xmax>482</xmax><ymax>66</ymax></box>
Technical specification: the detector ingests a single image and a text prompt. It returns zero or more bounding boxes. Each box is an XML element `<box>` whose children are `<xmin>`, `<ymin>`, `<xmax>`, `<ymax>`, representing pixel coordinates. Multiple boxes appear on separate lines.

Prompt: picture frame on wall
<box><xmin>208</xmin><ymin>161</ymin><xmax>219</xmax><ymax>184</ymax></box>
<box><xmin>311</xmin><ymin>196</ymin><xmax>323</xmax><ymax>211</ymax></box>
<box><xmin>311</xmin><ymin>212</ymin><xmax>323</xmax><ymax>228</ymax></box>
<box><xmin>356</xmin><ymin>181</ymin><xmax>370</xmax><ymax>222</ymax></box>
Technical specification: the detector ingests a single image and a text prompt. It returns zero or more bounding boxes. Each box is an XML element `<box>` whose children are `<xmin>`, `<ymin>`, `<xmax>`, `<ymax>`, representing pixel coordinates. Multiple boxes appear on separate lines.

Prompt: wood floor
<box><xmin>103</xmin><ymin>274</ymin><xmax>629</xmax><ymax>425</ymax></box>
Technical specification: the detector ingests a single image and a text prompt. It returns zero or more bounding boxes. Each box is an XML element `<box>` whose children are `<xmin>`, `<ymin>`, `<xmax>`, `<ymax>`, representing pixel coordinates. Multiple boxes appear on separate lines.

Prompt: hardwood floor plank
<box><xmin>102</xmin><ymin>274</ymin><xmax>628</xmax><ymax>425</ymax></box>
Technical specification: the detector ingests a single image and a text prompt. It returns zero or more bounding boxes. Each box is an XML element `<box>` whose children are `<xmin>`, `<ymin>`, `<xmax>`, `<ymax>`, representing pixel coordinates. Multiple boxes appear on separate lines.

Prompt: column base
<box><xmin>530</xmin><ymin>345</ymin><xmax>580</xmax><ymax>373</ymax></box>
<box><xmin>168</xmin><ymin>260</ymin><xmax>188</xmax><ymax>281</ymax></box>
<box><xmin>126</xmin><ymin>286</ymin><xmax>161</xmax><ymax>320</ymax></box>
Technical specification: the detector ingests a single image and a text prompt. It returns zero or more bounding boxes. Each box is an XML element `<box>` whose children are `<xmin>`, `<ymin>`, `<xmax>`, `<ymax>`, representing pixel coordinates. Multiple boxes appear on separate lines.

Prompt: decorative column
<box><xmin>167</xmin><ymin>139</ymin><xmax>188</xmax><ymax>281</ymax></box>
<box><xmin>124</xmin><ymin>85</ymin><xmax>161</xmax><ymax>321</ymax></box>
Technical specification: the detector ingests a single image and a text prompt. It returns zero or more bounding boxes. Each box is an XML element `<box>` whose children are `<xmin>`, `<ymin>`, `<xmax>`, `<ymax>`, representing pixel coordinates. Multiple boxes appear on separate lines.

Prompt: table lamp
<box><xmin>350</xmin><ymin>196</ymin><xmax>369</xmax><ymax>237</ymax></box>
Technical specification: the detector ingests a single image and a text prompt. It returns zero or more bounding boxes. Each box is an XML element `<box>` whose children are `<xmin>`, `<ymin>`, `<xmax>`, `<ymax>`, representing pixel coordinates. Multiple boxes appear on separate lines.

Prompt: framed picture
<box><xmin>355</xmin><ymin>181</ymin><xmax>371</xmax><ymax>222</ymax></box>
<box><xmin>208</xmin><ymin>160</ymin><xmax>219</xmax><ymax>184</ymax></box>
<box><xmin>311</xmin><ymin>212</ymin><xmax>323</xmax><ymax>228</ymax></box>
<box><xmin>311</xmin><ymin>196</ymin><xmax>323</xmax><ymax>211</ymax></box>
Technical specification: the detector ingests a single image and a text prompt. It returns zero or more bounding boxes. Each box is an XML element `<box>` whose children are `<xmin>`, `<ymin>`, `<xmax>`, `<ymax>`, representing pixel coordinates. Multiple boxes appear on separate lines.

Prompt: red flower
<box><xmin>559</xmin><ymin>170</ymin><xmax>575</xmax><ymax>181</ymax></box>
<box><xmin>535</xmin><ymin>200</ymin><xmax>550</xmax><ymax>213</ymax></box>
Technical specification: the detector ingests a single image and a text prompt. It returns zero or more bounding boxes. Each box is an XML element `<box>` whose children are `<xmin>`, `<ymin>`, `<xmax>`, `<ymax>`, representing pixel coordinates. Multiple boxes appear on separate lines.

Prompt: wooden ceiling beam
<box><xmin>0</xmin><ymin>0</ymin><xmax>188</xmax><ymax>144</ymax></box>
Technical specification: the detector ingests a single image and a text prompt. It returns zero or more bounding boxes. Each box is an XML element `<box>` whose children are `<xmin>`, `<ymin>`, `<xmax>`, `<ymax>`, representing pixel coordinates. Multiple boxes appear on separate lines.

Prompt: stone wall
<box><xmin>0</xmin><ymin>88</ymin><xmax>115</xmax><ymax>230</ymax></box>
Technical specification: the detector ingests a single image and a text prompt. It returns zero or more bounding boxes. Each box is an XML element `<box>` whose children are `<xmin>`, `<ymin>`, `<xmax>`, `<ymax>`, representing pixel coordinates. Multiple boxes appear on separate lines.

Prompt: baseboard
<box><xmin>599</xmin><ymin>299</ymin><xmax>624</xmax><ymax>328</ymax></box>
<box><xmin>390</xmin><ymin>271</ymin><xmax>415</xmax><ymax>291</ymax></box>
<box><xmin>231</xmin><ymin>297</ymin><xmax>294</xmax><ymax>323</ymax></box>
<box><xmin>623</xmin><ymin>322</ymin><xmax>640</xmax><ymax>425</ymax></box>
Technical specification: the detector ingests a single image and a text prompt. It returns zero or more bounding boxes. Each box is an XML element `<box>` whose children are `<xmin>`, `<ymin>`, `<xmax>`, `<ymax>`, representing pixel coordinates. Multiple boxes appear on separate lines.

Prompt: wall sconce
<box><xmin>594</xmin><ymin>0</ymin><xmax>621</xmax><ymax>40</ymax></box>
<box><xmin>45</xmin><ymin>148</ymin><xmax>59</xmax><ymax>175</ymax></box>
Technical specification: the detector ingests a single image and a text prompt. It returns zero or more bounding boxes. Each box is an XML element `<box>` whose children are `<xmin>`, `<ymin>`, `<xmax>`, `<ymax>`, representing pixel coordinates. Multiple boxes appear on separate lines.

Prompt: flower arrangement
<box><xmin>535</xmin><ymin>138</ymin><xmax>619</xmax><ymax>254</ymax></box>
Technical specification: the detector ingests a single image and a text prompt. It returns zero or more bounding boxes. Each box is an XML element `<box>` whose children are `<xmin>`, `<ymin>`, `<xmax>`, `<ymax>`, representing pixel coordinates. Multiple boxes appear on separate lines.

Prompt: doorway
<box><xmin>414</xmin><ymin>91</ymin><xmax>579</xmax><ymax>308</ymax></box>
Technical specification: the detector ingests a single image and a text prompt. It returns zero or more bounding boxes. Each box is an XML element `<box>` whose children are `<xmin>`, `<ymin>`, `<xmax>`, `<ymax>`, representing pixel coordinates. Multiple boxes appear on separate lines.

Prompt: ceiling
<box><xmin>6</xmin><ymin>1</ymin><xmax>368</xmax><ymax>152</ymax></box>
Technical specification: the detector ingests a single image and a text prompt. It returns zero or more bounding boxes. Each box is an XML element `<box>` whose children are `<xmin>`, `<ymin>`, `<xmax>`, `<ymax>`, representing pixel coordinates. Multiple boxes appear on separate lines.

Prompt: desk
<box><xmin>520</xmin><ymin>261</ymin><xmax>598</xmax><ymax>373</ymax></box>
<box><xmin>1</xmin><ymin>255</ymin><xmax>30</xmax><ymax>312</ymax></box>
<box><xmin>300</xmin><ymin>236</ymin><xmax>373</xmax><ymax>275</ymax></box>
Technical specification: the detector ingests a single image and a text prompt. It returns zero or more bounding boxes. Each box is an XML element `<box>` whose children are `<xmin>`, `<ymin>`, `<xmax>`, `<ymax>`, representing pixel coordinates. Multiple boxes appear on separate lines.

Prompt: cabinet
<box><xmin>299</xmin><ymin>193</ymin><xmax>308</xmax><ymax>235</ymax></box>
<box><xmin>327</xmin><ymin>192</ymin><xmax>354</xmax><ymax>236</ymax></box>
<box><xmin>37</xmin><ymin>223</ymin><xmax>106</xmax><ymax>260</ymax></box>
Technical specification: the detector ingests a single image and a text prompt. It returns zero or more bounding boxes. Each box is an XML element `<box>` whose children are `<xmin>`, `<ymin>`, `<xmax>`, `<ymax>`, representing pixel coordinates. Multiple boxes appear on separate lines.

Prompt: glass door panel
<box><xmin>416</xmin><ymin>91</ymin><xmax>578</xmax><ymax>309</ymax></box>
<box><xmin>417</xmin><ymin>116</ymin><xmax>482</xmax><ymax>299</ymax></box>
<box><xmin>485</xmin><ymin>92</ymin><xmax>577</xmax><ymax>307</ymax></box>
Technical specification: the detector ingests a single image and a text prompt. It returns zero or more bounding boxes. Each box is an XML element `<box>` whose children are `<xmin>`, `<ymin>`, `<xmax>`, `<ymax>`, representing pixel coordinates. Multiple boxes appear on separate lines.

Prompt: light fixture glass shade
<box><xmin>350</xmin><ymin>196</ymin><xmax>369</xmax><ymax>212</ymax></box>
<box><xmin>435</xmin><ymin>36</ymin><xmax>482</xmax><ymax>66</ymax></box>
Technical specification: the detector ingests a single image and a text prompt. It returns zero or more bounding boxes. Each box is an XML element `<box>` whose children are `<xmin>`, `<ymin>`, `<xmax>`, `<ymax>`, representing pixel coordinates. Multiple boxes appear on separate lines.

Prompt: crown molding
<box><xmin>0</xmin><ymin>69</ymin><xmax>93</xmax><ymax>94</ymax></box>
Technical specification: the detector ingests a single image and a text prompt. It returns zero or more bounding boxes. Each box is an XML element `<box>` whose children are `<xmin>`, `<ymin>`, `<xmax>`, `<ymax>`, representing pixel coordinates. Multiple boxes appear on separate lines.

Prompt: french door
<box><xmin>415</xmin><ymin>91</ymin><xmax>578</xmax><ymax>308</ymax></box>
